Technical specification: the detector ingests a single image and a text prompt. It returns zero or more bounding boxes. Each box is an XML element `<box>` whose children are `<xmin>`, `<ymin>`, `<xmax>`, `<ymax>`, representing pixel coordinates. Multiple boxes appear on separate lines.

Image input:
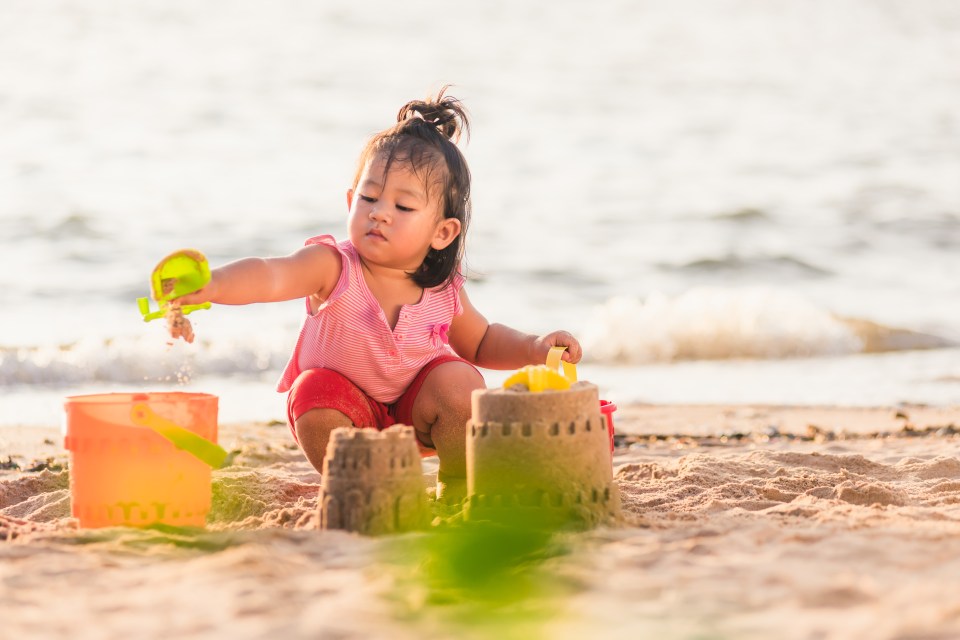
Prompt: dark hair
<box><xmin>352</xmin><ymin>86</ymin><xmax>471</xmax><ymax>289</ymax></box>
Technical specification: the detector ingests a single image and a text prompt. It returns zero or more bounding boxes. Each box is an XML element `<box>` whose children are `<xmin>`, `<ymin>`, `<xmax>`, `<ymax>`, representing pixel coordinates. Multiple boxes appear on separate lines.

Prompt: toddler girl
<box><xmin>170</xmin><ymin>88</ymin><xmax>581</xmax><ymax>501</ymax></box>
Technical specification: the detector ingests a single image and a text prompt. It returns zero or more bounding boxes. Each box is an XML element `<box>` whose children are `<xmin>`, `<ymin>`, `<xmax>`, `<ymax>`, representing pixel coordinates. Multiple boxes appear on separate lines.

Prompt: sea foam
<box><xmin>580</xmin><ymin>288</ymin><xmax>951</xmax><ymax>364</ymax></box>
<box><xmin>1</xmin><ymin>288</ymin><xmax>953</xmax><ymax>388</ymax></box>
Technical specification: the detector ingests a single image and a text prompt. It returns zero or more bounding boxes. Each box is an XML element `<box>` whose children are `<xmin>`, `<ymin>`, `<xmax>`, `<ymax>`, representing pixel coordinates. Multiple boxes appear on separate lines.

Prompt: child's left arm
<box><xmin>448</xmin><ymin>288</ymin><xmax>582</xmax><ymax>369</ymax></box>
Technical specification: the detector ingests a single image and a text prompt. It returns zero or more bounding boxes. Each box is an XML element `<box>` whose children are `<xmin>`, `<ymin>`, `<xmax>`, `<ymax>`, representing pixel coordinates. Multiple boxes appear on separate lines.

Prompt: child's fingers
<box><xmin>173</xmin><ymin>290</ymin><xmax>206</xmax><ymax>306</ymax></box>
<box><xmin>181</xmin><ymin>316</ymin><xmax>195</xmax><ymax>343</ymax></box>
<box><xmin>543</xmin><ymin>331</ymin><xmax>582</xmax><ymax>363</ymax></box>
<box><xmin>560</xmin><ymin>339</ymin><xmax>582</xmax><ymax>363</ymax></box>
<box><xmin>563</xmin><ymin>343</ymin><xmax>582</xmax><ymax>363</ymax></box>
<box><xmin>165</xmin><ymin>300</ymin><xmax>196</xmax><ymax>343</ymax></box>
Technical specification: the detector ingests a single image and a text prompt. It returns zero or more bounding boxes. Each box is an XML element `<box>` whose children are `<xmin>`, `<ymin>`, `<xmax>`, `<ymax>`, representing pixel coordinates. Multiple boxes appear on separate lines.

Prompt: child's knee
<box><xmin>432</xmin><ymin>362</ymin><xmax>485</xmax><ymax>409</ymax></box>
<box><xmin>410</xmin><ymin>361</ymin><xmax>484</xmax><ymax>445</ymax></box>
<box><xmin>295</xmin><ymin>407</ymin><xmax>352</xmax><ymax>434</ymax></box>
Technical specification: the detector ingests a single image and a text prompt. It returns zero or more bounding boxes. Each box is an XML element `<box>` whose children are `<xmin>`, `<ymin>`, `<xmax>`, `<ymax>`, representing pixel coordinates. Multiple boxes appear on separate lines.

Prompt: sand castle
<box><xmin>318</xmin><ymin>425</ymin><xmax>429</xmax><ymax>535</ymax></box>
<box><xmin>466</xmin><ymin>380</ymin><xmax>622</xmax><ymax>529</ymax></box>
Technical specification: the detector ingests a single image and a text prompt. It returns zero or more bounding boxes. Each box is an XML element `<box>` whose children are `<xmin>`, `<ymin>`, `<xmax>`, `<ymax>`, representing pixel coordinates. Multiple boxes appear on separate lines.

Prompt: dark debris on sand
<box><xmin>615</xmin><ymin>421</ymin><xmax>960</xmax><ymax>452</ymax></box>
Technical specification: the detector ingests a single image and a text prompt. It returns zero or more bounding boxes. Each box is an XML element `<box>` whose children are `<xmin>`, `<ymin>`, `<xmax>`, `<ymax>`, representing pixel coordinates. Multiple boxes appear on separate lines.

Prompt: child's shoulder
<box><xmin>300</xmin><ymin>235</ymin><xmax>357</xmax><ymax>264</ymax></box>
<box><xmin>303</xmin><ymin>234</ymin><xmax>351</xmax><ymax>252</ymax></box>
<box><xmin>277</xmin><ymin>234</ymin><xmax>339</xmax><ymax>269</ymax></box>
<box><xmin>293</xmin><ymin>237</ymin><xmax>349</xmax><ymax>303</ymax></box>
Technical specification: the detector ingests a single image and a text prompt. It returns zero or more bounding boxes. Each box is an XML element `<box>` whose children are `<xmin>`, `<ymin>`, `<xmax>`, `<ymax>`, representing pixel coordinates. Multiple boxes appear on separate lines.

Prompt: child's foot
<box><xmin>435</xmin><ymin>472</ymin><xmax>467</xmax><ymax>506</ymax></box>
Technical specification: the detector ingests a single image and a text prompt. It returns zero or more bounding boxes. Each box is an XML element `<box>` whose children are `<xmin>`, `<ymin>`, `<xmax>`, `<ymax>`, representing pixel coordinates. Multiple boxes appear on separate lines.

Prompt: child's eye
<box><xmin>396</xmin><ymin>204</ymin><xmax>414</xmax><ymax>212</ymax></box>
<box><xmin>359</xmin><ymin>195</ymin><xmax>377</xmax><ymax>203</ymax></box>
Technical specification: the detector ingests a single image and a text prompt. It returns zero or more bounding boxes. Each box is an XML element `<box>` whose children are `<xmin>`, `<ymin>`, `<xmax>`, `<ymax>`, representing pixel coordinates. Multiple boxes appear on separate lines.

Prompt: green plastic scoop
<box><xmin>137</xmin><ymin>249</ymin><xmax>212</xmax><ymax>322</ymax></box>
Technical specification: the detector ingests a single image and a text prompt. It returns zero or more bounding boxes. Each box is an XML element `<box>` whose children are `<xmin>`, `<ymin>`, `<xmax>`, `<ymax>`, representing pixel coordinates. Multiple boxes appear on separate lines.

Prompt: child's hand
<box><xmin>160</xmin><ymin>277</ymin><xmax>216</xmax><ymax>343</ymax></box>
<box><xmin>165</xmin><ymin>301</ymin><xmax>194</xmax><ymax>344</ymax></box>
<box><xmin>172</xmin><ymin>280</ymin><xmax>216</xmax><ymax>307</ymax></box>
<box><xmin>532</xmin><ymin>330</ymin><xmax>582</xmax><ymax>364</ymax></box>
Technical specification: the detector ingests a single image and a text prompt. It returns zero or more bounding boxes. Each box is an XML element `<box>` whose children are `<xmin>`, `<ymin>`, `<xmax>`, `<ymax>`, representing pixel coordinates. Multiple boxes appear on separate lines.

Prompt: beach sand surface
<box><xmin>3</xmin><ymin>404</ymin><xmax>960</xmax><ymax>639</ymax></box>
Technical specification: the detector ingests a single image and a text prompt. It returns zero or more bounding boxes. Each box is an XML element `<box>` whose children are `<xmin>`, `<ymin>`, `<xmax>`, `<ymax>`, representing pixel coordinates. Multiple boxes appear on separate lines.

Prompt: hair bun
<box><xmin>397</xmin><ymin>86</ymin><xmax>469</xmax><ymax>143</ymax></box>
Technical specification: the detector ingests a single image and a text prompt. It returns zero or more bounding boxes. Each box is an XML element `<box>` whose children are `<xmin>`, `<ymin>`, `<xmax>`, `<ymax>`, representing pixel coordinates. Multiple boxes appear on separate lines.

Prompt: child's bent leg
<box><xmin>408</xmin><ymin>360</ymin><xmax>486</xmax><ymax>503</ymax></box>
<box><xmin>294</xmin><ymin>409</ymin><xmax>354</xmax><ymax>474</ymax></box>
<box><xmin>286</xmin><ymin>368</ymin><xmax>388</xmax><ymax>474</ymax></box>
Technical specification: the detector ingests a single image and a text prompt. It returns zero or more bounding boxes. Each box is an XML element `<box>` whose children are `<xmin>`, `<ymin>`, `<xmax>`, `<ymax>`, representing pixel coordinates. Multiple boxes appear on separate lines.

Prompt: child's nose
<box><xmin>369</xmin><ymin>206</ymin><xmax>389</xmax><ymax>223</ymax></box>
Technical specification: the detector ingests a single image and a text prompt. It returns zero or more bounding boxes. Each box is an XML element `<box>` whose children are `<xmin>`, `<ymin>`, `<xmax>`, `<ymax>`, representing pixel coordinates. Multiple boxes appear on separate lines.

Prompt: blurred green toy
<box><xmin>137</xmin><ymin>249</ymin><xmax>212</xmax><ymax>322</ymax></box>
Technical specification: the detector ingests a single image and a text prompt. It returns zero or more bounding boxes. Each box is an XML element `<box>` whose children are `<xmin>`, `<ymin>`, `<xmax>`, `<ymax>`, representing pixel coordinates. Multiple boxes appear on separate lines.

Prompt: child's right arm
<box><xmin>176</xmin><ymin>244</ymin><xmax>342</xmax><ymax>307</ymax></box>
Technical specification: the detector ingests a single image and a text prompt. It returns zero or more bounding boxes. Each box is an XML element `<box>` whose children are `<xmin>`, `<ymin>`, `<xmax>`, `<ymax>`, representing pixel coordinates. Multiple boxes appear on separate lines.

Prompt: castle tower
<box><xmin>318</xmin><ymin>425</ymin><xmax>429</xmax><ymax>535</ymax></box>
<box><xmin>466</xmin><ymin>381</ymin><xmax>621</xmax><ymax>529</ymax></box>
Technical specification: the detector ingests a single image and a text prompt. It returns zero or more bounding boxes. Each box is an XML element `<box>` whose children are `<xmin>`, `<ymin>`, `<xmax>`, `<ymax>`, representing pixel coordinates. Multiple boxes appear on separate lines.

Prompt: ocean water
<box><xmin>2</xmin><ymin>0</ymin><xmax>959</xmax><ymax>427</ymax></box>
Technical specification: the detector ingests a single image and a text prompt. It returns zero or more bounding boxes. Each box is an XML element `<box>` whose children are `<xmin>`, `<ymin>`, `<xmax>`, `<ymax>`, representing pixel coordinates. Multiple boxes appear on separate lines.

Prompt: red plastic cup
<box><xmin>599</xmin><ymin>400</ymin><xmax>616</xmax><ymax>455</ymax></box>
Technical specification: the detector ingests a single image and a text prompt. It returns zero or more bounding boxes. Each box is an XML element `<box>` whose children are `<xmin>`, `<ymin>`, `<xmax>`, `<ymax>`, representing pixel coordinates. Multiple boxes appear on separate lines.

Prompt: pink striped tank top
<box><xmin>276</xmin><ymin>235</ymin><xmax>464</xmax><ymax>404</ymax></box>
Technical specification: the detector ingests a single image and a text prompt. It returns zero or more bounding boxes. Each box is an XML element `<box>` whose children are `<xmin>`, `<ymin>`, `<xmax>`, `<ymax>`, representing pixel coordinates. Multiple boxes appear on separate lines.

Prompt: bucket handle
<box><xmin>502</xmin><ymin>346</ymin><xmax>577</xmax><ymax>392</ymax></box>
<box><xmin>131</xmin><ymin>403</ymin><xmax>228</xmax><ymax>469</ymax></box>
<box><xmin>545</xmin><ymin>345</ymin><xmax>577</xmax><ymax>382</ymax></box>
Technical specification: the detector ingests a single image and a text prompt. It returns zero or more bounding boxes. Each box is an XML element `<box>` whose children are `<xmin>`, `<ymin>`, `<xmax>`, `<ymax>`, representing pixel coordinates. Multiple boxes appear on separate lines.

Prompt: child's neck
<box><xmin>359</xmin><ymin>259</ymin><xmax>423</xmax><ymax>330</ymax></box>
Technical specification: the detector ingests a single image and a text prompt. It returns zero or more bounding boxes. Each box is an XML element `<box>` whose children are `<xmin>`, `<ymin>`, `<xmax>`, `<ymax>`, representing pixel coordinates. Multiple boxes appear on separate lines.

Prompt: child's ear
<box><xmin>431</xmin><ymin>218</ymin><xmax>462</xmax><ymax>250</ymax></box>
<box><xmin>346</xmin><ymin>189</ymin><xmax>354</xmax><ymax>210</ymax></box>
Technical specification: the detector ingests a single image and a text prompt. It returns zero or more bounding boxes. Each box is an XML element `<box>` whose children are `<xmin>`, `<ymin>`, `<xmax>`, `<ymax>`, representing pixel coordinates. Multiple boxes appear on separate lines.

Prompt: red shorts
<box><xmin>286</xmin><ymin>354</ymin><xmax>480</xmax><ymax>455</ymax></box>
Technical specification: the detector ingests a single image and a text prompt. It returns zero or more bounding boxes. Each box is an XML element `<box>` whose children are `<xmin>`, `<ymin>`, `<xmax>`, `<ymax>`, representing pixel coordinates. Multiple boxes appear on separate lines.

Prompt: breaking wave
<box><xmin>1</xmin><ymin>287</ymin><xmax>954</xmax><ymax>387</ymax></box>
<box><xmin>580</xmin><ymin>288</ymin><xmax>953</xmax><ymax>364</ymax></box>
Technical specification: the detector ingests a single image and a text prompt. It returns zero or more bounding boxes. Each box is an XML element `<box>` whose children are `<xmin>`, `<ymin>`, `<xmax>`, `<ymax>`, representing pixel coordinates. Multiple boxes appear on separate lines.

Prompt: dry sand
<box><xmin>3</xmin><ymin>404</ymin><xmax>960</xmax><ymax>639</ymax></box>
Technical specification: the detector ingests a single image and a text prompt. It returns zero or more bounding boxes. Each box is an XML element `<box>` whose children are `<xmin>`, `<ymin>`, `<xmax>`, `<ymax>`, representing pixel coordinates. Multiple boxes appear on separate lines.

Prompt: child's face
<box><xmin>347</xmin><ymin>155</ymin><xmax>460</xmax><ymax>275</ymax></box>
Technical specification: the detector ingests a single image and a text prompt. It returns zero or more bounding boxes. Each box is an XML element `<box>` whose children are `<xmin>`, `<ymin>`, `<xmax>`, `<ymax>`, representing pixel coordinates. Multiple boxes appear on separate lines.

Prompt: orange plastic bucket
<box><xmin>63</xmin><ymin>392</ymin><xmax>218</xmax><ymax>528</ymax></box>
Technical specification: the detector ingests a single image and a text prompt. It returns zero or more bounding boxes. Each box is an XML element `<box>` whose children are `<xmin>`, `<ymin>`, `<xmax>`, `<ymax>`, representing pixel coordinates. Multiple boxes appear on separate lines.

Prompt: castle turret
<box><xmin>466</xmin><ymin>381</ymin><xmax>621</xmax><ymax>529</ymax></box>
<box><xmin>318</xmin><ymin>425</ymin><xmax>429</xmax><ymax>535</ymax></box>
